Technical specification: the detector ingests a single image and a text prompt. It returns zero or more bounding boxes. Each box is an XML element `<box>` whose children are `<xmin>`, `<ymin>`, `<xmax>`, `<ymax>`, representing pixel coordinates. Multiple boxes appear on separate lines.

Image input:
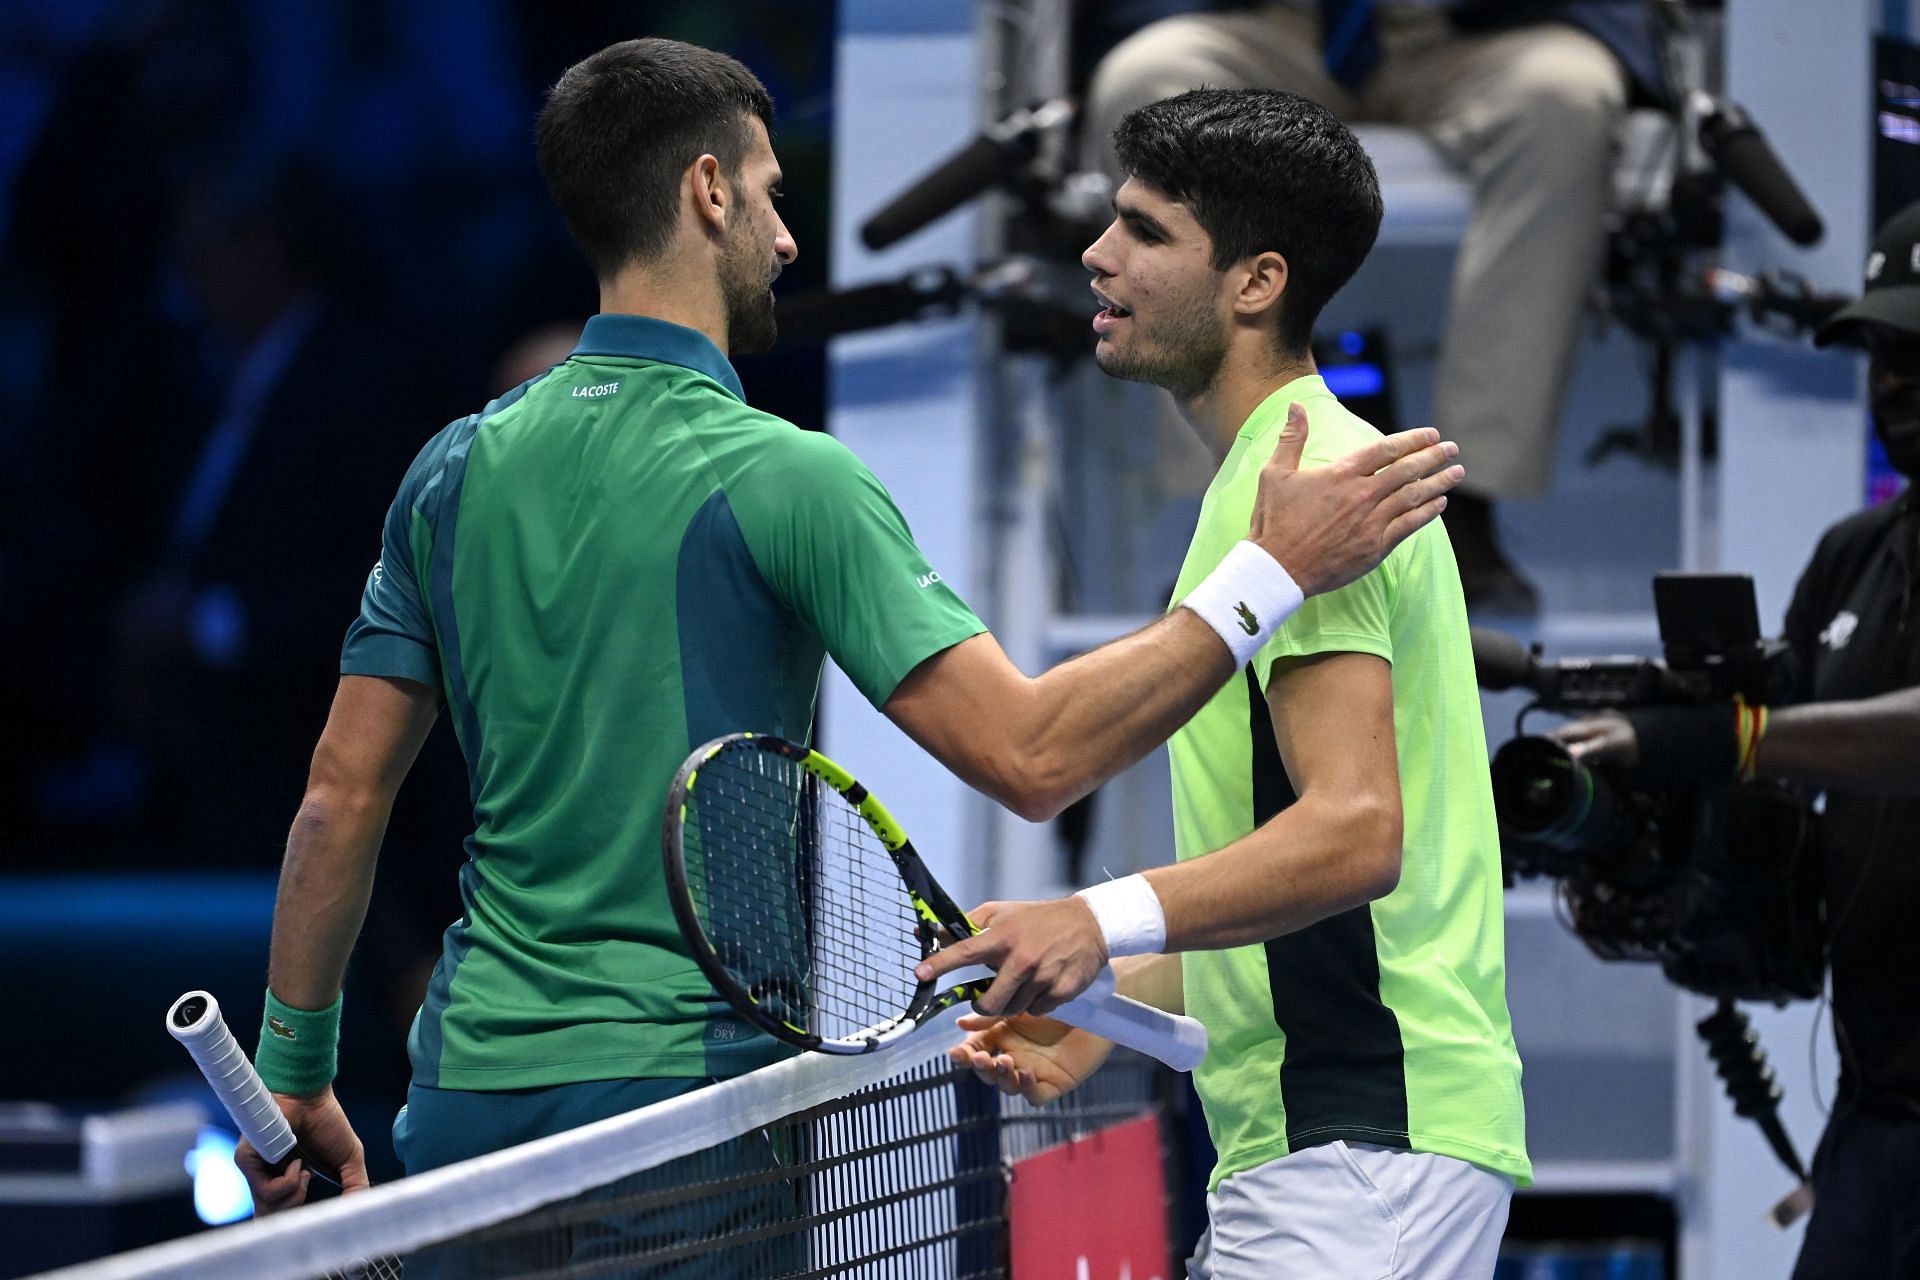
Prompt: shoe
<box><xmin>1443</xmin><ymin>492</ymin><xmax>1539</xmax><ymax>616</ymax></box>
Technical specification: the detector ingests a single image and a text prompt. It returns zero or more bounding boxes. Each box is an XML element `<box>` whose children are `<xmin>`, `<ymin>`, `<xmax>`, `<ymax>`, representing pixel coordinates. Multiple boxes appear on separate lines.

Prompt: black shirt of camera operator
<box><xmin>1782</xmin><ymin>485</ymin><xmax>1920</xmax><ymax>1114</ymax></box>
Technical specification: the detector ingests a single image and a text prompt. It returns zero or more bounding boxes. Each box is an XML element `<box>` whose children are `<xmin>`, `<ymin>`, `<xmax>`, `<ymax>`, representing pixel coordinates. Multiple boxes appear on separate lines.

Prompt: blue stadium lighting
<box><xmin>1880</xmin><ymin>111</ymin><xmax>1920</xmax><ymax>145</ymax></box>
<box><xmin>1321</xmin><ymin>362</ymin><xmax>1385</xmax><ymax>399</ymax></box>
<box><xmin>1339</xmin><ymin>330</ymin><xmax>1366</xmax><ymax>356</ymax></box>
<box><xmin>186</xmin><ymin>1126</ymin><xmax>254</xmax><ymax>1225</ymax></box>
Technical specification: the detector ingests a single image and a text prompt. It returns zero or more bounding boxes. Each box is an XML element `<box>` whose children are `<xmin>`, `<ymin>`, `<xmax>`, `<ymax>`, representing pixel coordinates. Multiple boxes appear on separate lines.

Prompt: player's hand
<box><xmin>1552</xmin><ymin>713</ymin><xmax>1640</xmax><ymax>768</ymax></box>
<box><xmin>234</xmin><ymin>1085</ymin><xmax>370</xmax><ymax>1215</ymax></box>
<box><xmin>949</xmin><ymin>1012</ymin><xmax>1115</xmax><ymax>1106</ymax></box>
<box><xmin>1246</xmin><ymin>404</ymin><xmax>1463</xmax><ymax>596</ymax></box>
<box><xmin>915</xmin><ymin>898</ymin><xmax>1109</xmax><ymax>1018</ymax></box>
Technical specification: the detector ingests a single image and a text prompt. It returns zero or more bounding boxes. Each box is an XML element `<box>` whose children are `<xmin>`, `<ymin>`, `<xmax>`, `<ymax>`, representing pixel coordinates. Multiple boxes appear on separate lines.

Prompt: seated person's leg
<box><xmin>1373</xmin><ymin>14</ymin><xmax>1628</xmax><ymax>609</ymax></box>
<box><xmin>1084</xmin><ymin>5</ymin><xmax>1354</xmax><ymax>179</ymax></box>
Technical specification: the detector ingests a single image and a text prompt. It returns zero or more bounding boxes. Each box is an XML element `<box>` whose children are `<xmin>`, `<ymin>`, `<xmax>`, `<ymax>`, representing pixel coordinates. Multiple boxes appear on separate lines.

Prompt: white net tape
<box><xmin>30</xmin><ymin>1014</ymin><xmax>970</xmax><ymax>1280</ymax></box>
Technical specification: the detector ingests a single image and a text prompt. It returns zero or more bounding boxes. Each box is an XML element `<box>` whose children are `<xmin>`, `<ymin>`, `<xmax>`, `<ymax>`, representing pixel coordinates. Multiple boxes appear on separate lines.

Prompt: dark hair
<box><xmin>536</xmin><ymin>38</ymin><xmax>774</xmax><ymax>278</ymax></box>
<box><xmin>1112</xmin><ymin>88</ymin><xmax>1382</xmax><ymax>354</ymax></box>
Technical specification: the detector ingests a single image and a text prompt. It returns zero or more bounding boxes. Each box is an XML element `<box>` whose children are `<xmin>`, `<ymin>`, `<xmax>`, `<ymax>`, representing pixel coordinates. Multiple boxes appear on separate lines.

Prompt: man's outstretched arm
<box><xmin>886</xmin><ymin>408</ymin><xmax>1455</xmax><ymax>821</ymax></box>
<box><xmin>236</xmin><ymin>674</ymin><xmax>440</xmax><ymax>1212</ymax></box>
<box><xmin>1556</xmin><ymin>684</ymin><xmax>1920</xmax><ymax>796</ymax></box>
<box><xmin>919</xmin><ymin>650</ymin><xmax>1402</xmax><ymax>1018</ymax></box>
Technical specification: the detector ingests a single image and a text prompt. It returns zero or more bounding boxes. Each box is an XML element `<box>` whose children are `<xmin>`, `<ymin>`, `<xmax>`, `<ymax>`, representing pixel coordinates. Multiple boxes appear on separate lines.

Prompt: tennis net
<box><xmin>35</xmin><ymin>1012</ymin><xmax>1169</xmax><ymax>1280</ymax></box>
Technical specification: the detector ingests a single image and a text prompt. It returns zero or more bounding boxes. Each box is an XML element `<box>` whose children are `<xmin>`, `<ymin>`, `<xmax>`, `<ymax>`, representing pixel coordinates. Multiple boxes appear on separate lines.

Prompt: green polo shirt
<box><xmin>1168</xmin><ymin>376</ymin><xmax>1529</xmax><ymax>1189</ymax></box>
<box><xmin>342</xmin><ymin>314</ymin><xmax>986</xmax><ymax>1089</ymax></box>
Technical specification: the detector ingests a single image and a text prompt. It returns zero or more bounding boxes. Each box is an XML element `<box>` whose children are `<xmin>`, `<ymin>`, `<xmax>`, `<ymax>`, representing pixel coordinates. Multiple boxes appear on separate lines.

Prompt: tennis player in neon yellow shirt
<box><xmin>934</xmin><ymin>88</ymin><xmax>1528</xmax><ymax>1278</ymax></box>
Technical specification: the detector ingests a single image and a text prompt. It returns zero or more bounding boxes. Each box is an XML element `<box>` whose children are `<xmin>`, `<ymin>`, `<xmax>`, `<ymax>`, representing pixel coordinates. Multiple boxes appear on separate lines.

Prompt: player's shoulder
<box><xmin>392</xmin><ymin>411</ymin><xmax>481</xmax><ymax>510</ymax></box>
<box><xmin>391</xmin><ymin>364</ymin><xmax>568</xmax><ymax>506</ymax></box>
<box><xmin>1295</xmin><ymin>394</ymin><xmax>1384</xmax><ymax>468</ymax></box>
<box><xmin>741</xmin><ymin>415</ymin><xmax>870</xmax><ymax>476</ymax></box>
<box><xmin>1231</xmin><ymin>388</ymin><xmax>1379</xmax><ymax>472</ymax></box>
<box><xmin>712</xmin><ymin>416</ymin><xmax>886</xmax><ymax>517</ymax></box>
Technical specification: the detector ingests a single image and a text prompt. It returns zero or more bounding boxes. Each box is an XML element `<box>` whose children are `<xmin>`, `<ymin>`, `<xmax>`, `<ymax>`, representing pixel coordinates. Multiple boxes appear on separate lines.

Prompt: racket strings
<box><xmin>685</xmin><ymin>745</ymin><xmax>924</xmax><ymax>1043</ymax></box>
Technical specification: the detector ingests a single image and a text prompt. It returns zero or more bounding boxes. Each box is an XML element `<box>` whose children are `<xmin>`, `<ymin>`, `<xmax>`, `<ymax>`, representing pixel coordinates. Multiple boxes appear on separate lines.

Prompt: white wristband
<box><xmin>1179</xmin><ymin>540</ymin><xmax>1304</xmax><ymax>667</ymax></box>
<box><xmin>1075</xmin><ymin>874</ymin><xmax>1167</xmax><ymax>958</ymax></box>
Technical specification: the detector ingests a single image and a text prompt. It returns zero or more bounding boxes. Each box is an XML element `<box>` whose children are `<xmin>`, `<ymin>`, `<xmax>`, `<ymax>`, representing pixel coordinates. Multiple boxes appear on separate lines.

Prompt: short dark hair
<box><xmin>1112</xmin><ymin>89</ymin><xmax>1382</xmax><ymax>354</ymax></box>
<box><xmin>536</xmin><ymin>38</ymin><xmax>775</xmax><ymax>278</ymax></box>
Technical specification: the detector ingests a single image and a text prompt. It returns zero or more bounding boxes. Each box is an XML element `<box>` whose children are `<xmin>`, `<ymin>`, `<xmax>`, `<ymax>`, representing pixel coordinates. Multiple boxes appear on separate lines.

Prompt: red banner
<box><xmin>1007</xmin><ymin>1114</ymin><xmax>1172</xmax><ymax>1280</ymax></box>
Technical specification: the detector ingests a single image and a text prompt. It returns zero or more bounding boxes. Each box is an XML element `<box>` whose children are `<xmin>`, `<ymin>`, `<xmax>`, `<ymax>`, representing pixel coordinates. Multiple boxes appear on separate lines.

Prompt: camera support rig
<box><xmin>1477</xmin><ymin>572</ymin><xmax>1820</xmax><ymax>1205</ymax></box>
<box><xmin>1591</xmin><ymin>0</ymin><xmax>1843</xmax><ymax>478</ymax></box>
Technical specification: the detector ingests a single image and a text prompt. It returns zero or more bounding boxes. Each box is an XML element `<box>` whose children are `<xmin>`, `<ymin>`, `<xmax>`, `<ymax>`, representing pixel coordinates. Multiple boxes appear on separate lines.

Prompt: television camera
<box><xmin>1476</xmin><ymin>573</ymin><xmax>1824</xmax><ymax>1199</ymax></box>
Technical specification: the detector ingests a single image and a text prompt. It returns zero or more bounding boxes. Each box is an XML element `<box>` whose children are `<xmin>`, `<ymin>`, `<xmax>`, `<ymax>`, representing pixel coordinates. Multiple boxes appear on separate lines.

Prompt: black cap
<box><xmin>1815</xmin><ymin>199</ymin><xmax>1920</xmax><ymax>347</ymax></box>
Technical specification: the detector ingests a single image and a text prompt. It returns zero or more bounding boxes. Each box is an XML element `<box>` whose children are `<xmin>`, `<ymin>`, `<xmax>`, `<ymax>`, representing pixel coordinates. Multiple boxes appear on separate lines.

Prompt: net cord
<box><xmin>28</xmin><ymin>1012</ymin><xmax>972</xmax><ymax>1280</ymax></box>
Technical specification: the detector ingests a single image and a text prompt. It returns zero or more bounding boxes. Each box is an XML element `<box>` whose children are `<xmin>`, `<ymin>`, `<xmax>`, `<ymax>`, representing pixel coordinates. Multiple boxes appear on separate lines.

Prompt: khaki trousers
<box><xmin>1086</xmin><ymin>4</ymin><xmax>1628</xmax><ymax>499</ymax></box>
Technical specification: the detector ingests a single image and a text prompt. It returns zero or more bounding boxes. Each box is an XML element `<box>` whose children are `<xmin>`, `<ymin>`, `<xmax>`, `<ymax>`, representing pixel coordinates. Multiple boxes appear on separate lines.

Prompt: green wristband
<box><xmin>255</xmin><ymin>989</ymin><xmax>342</xmax><ymax>1096</ymax></box>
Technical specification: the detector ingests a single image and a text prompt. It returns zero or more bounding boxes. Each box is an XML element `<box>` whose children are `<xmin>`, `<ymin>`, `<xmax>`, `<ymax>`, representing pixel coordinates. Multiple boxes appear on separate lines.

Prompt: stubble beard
<box><xmin>1092</xmin><ymin>288</ymin><xmax>1228</xmax><ymax>402</ymax></box>
<box><xmin>721</xmin><ymin>218</ymin><xmax>779</xmax><ymax>357</ymax></box>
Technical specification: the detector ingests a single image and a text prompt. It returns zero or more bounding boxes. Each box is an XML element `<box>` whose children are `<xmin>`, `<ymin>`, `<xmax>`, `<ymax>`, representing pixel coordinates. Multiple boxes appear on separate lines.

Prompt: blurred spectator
<box><xmin>1083</xmin><ymin>0</ymin><xmax>1664</xmax><ymax>612</ymax></box>
<box><xmin>97</xmin><ymin>163</ymin><xmax>421</xmax><ymax>860</ymax></box>
<box><xmin>0</xmin><ymin>0</ymin><xmax>250</xmax><ymax>836</ymax></box>
<box><xmin>490</xmin><ymin>320</ymin><xmax>584</xmax><ymax>397</ymax></box>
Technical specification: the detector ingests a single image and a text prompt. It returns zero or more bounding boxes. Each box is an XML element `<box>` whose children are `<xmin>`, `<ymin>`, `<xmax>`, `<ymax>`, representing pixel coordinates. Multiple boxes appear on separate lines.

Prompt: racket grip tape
<box><xmin>1053</xmin><ymin>968</ymin><xmax>1209</xmax><ymax>1072</ymax></box>
<box><xmin>167</xmin><ymin>990</ymin><xmax>298</xmax><ymax>1165</ymax></box>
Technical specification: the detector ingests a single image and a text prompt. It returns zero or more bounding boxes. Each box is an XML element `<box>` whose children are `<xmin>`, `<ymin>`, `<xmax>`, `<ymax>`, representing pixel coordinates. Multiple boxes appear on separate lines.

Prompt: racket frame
<box><xmin>664</xmin><ymin>733</ymin><xmax>990</xmax><ymax>1056</ymax></box>
<box><xmin>666</xmin><ymin>733</ymin><xmax>1210</xmax><ymax>1072</ymax></box>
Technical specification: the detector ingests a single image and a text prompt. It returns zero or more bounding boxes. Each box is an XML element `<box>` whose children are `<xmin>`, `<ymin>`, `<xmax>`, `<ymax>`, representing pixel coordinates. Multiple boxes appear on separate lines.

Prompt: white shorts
<box><xmin>1187</xmin><ymin>1141</ymin><xmax>1513</xmax><ymax>1280</ymax></box>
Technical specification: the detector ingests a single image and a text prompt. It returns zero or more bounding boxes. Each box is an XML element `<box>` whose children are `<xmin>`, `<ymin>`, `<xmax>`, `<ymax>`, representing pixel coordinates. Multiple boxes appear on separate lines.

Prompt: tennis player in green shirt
<box><xmin>931</xmin><ymin>90</ymin><xmax>1528</xmax><ymax>1277</ymax></box>
<box><xmin>236</xmin><ymin>42</ymin><xmax>1463</xmax><ymax>1214</ymax></box>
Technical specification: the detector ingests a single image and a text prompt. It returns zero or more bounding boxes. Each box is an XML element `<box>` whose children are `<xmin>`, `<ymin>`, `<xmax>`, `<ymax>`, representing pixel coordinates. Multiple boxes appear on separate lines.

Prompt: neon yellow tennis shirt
<box><xmin>1167</xmin><ymin>375</ymin><xmax>1530</xmax><ymax>1189</ymax></box>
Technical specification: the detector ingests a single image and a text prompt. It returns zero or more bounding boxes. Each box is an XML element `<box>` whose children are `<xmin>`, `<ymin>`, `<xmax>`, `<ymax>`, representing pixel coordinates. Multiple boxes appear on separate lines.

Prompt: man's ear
<box><xmin>688</xmin><ymin>153</ymin><xmax>729</xmax><ymax>236</ymax></box>
<box><xmin>1232</xmin><ymin>250</ymin><xmax>1289</xmax><ymax>323</ymax></box>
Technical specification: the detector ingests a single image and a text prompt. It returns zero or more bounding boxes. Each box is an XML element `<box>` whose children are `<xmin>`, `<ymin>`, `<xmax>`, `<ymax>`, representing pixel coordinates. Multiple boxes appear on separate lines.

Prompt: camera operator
<box><xmin>1555</xmin><ymin>201</ymin><xmax>1920</xmax><ymax>1280</ymax></box>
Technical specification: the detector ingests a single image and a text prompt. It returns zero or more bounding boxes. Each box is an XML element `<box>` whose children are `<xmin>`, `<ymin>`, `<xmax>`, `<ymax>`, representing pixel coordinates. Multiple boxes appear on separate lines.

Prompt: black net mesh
<box><xmin>284</xmin><ymin>1055</ymin><xmax>1163</xmax><ymax>1280</ymax></box>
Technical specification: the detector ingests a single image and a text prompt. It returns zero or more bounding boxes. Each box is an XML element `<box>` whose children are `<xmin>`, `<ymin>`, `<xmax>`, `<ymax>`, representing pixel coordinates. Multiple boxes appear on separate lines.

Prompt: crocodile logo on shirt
<box><xmin>266</xmin><ymin>1016</ymin><xmax>298</xmax><ymax>1041</ymax></box>
<box><xmin>1234</xmin><ymin>602</ymin><xmax>1259</xmax><ymax>635</ymax></box>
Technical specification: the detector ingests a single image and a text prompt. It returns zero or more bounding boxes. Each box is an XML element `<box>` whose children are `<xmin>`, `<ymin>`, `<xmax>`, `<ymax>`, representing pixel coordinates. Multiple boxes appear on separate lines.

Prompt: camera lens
<box><xmin>1492</xmin><ymin>736</ymin><xmax>1635</xmax><ymax>859</ymax></box>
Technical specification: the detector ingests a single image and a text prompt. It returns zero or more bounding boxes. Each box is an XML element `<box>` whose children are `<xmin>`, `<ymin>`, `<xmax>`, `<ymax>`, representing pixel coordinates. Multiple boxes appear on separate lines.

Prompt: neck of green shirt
<box><xmin>597</xmin><ymin>263</ymin><xmax>732</xmax><ymax>360</ymax></box>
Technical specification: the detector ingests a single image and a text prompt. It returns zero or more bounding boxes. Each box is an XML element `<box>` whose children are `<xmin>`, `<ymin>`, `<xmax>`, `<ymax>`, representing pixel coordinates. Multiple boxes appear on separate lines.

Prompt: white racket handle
<box><xmin>167</xmin><ymin>990</ymin><xmax>298</xmax><ymax>1165</ymax></box>
<box><xmin>1052</xmin><ymin>968</ymin><xmax>1209</xmax><ymax>1072</ymax></box>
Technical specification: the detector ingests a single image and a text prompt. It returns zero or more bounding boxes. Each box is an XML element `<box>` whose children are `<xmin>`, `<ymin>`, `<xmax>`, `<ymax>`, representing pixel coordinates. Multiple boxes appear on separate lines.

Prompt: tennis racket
<box><xmin>663</xmin><ymin>733</ymin><xmax>1209</xmax><ymax>1071</ymax></box>
<box><xmin>168</xmin><ymin>990</ymin><xmax>339</xmax><ymax>1188</ymax></box>
<box><xmin>169</xmin><ymin>992</ymin><xmax>402</xmax><ymax>1278</ymax></box>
